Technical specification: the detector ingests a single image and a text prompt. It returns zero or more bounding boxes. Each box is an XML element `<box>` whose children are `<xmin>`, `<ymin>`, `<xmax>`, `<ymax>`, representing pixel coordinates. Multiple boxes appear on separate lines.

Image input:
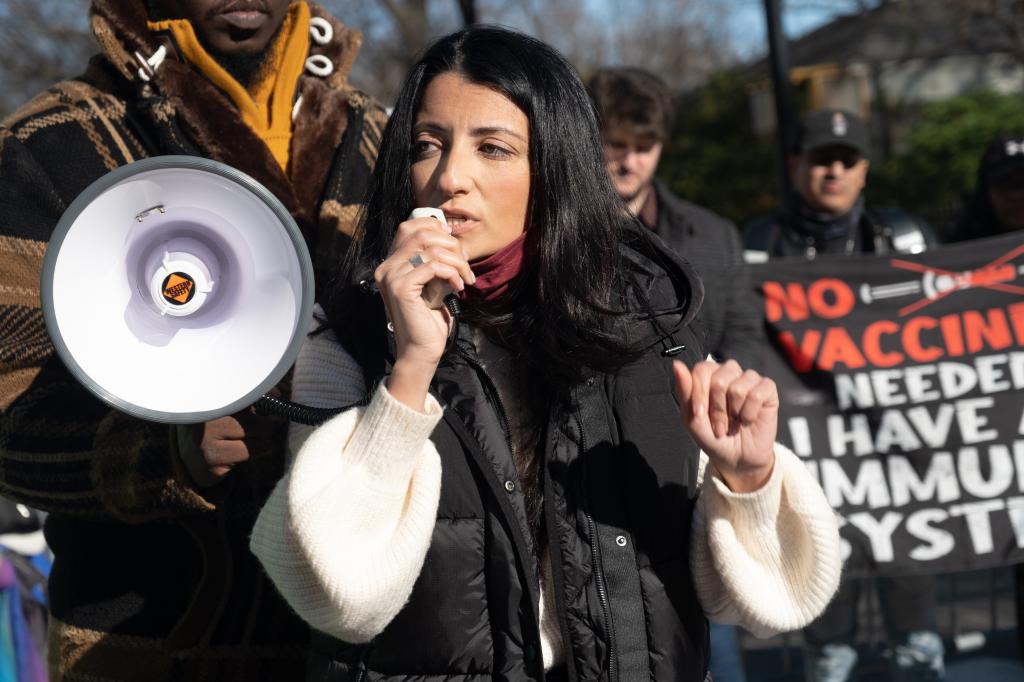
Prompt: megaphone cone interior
<box><xmin>41</xmin><ymin>157</ymin><xmax>314</xmax><ymax>424</ymax></box>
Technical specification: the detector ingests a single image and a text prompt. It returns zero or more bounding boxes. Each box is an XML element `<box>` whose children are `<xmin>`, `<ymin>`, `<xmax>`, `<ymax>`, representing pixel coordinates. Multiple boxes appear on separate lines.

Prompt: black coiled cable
<box><xmin>255</xmin><ymin>293</ymin><xmax>461</xmax><ymax>427</ymax></box>
<box><xmin>254</xmin><ymin>394</ymin><xmax>367</xmax><ymax>426</ymax></box>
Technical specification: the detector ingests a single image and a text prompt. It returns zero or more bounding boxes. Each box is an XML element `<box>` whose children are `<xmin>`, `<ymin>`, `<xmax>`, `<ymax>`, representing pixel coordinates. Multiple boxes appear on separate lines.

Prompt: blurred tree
<box><xmin>670</xmin><ymin>0</ymin><xmax>1024</xmax><ymax>230</ymax></box>
<box><xmin>455</xmin><ymin>0</ymin><xmax>477</xmax><ymax>25</ymax></box>
<box><xmin>328</xmin><ymin>0</ymin><xmax>737</xmax><ymax>105</ymax></box>
<box><xmin>488</xmin><ymin>0</ymin><xmax>735</xmax><ymax>92</ymax></box>
<box><xmin>0</xmin><ymin>0</ymin><xmax>93</xmax><ymax>119</ymax></box>
<box><xmin>949</xmin><ymin>0</ymin><xmax>1024</xmax><ymax>66</ymax></box>
<box><xmin>659</xmin><ymin>83</ymin><xmax>1024</xmax><ymax>232</ymax></box>
<box><xmin>0</xmin><ymin>0</ymin><xmax>734</xmax><ymax>114</ymax></box>
<box><xmin>869</xmin><ymin>89</ymin><xmax>1024</xmax><ymax>235</ymax></box>
<box><xmin>321</xmin><ymin>0</ymin><xmax>463</xmax><ymax>105</ymax></box>
<box><xmin>658</xmin><ymin>69</ymin><xmax>780</xmax><ymax>227</ymax></box>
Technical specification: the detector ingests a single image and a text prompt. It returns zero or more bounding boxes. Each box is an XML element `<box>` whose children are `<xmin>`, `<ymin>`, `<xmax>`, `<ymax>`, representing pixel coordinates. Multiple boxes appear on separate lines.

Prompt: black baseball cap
<box><xmin>795</xmin><ymin>109</ymin><xmax>870</xmax><ymax>158</ymax></box>
<box><xmin>980</xmin><ymin>135</ymin><xmax>1024</xmax><ymax>184</ymax></box>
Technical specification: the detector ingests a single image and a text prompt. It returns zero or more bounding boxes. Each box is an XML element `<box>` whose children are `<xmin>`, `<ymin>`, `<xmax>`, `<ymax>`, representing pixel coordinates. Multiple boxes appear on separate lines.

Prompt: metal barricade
<box><xmin>736</xmin><ymin>566</ymin><xmax>1022</xmax><ymax>681</ymax></box>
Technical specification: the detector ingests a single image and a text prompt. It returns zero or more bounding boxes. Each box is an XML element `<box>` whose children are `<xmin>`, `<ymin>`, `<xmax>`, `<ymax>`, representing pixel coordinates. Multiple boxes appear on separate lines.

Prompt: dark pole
<box><xmin>457</xmin><ymin>0</ymin><xmax>477</xmax><ymax>26</ymax></box>
<box><xmin>764</xmin><ymin>0</ymin><xmax>794</xmax><ymax>229</ymax></box>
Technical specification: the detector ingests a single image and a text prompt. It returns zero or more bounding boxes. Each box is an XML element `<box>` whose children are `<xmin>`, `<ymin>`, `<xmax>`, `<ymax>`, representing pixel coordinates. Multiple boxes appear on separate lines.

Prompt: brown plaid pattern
<box><xmin>0</xmin><ymin>1</ymin><xmax>385</xmax><ymax>679</ymax></box>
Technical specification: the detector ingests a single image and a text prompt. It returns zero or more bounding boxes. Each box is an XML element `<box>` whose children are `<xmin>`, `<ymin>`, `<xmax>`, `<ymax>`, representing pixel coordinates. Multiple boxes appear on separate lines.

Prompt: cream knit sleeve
<box><xmin>250</xmin><ymin>320</ymin><xmax>443</xmax><ymax>643</ymax></box>
<box><xmin>690</xmin><ymin>444</ymin><xmax>842</xmax><ymax>638</ymax></box>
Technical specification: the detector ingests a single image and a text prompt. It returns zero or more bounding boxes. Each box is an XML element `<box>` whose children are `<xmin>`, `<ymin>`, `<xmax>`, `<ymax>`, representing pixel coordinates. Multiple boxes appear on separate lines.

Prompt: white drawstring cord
<box><xmin>304</xmin><ymin>54</ymin><xmax>334</xmax><ymax>77</ymax></box>
<box><xmin>134</xmin><ymin>44</ymin><xmax>167</xmax><ymax>82</ymax></box>
<box><xmin>309</xmin><ymin>16</ymin><xmax>333</xmax><ymax>46</ymax></box>
<box><xmin>295</xmin><ymin>15</ymin><xmax>334</xmax><ymax>117</ymax></box>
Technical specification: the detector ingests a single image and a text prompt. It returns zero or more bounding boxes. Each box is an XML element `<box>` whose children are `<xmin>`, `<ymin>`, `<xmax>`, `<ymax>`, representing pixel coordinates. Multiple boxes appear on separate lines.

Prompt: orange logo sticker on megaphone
<box><xmin>162</xmin><ymin>272</ymin><xmax>196</xmax><ymax>305</ymax></box>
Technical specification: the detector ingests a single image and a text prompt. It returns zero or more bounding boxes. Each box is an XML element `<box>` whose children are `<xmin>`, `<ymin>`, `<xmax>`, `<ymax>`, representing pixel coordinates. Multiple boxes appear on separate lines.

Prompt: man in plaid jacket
<box><xmin>0</xmin><ymin>1</ymin><xmax>386</xmax><ymax>678</ymax></box>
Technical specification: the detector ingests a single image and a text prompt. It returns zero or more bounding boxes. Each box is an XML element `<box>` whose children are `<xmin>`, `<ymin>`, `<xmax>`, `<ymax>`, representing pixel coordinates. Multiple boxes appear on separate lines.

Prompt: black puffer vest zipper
<box><xmin>312</xmin><ymin>230</ymin><xmax>712</xmax><ymax>681</ymax></box>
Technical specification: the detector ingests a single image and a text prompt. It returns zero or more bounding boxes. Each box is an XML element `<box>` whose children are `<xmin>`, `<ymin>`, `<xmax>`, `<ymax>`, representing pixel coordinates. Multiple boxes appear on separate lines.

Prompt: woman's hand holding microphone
<box><xmin>376</xmin><ymin>210</ymin><xmax>475</xmax><ymax>412</ymax></box>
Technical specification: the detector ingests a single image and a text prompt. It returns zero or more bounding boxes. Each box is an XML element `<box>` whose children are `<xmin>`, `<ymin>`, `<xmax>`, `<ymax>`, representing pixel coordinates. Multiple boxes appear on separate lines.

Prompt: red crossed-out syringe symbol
<box><xmin>858</xmin><ymin>241</ymin><xmax>1024</xmax><ymax>316</ymax></box>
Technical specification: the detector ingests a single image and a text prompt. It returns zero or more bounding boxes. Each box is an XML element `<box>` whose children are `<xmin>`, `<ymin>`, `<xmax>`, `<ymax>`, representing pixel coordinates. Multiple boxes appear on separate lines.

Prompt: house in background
<box><xmin>749</xmin><ymin>0</ymin><xmax>1024</xmax><ymax>157</ymax></box>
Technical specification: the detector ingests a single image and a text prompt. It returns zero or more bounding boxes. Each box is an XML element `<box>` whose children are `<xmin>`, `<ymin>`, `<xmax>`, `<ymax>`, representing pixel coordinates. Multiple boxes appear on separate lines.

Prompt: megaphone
<box><xmin>41</xmin><ymin>156</ymin><xmax>315</xmax><ymax>424</ymax></box>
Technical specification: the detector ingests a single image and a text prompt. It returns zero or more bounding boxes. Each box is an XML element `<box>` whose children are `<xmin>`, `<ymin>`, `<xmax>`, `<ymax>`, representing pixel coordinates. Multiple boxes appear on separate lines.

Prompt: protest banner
<box><xmin>752</xmin><ymin>232</ymin><xmax>1024</xmax><ymax>576</ymax></box>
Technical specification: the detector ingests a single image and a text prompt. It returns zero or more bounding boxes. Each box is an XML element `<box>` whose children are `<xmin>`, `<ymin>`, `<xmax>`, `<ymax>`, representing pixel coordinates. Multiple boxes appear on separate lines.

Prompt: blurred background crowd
<box><xmin>2</xmin><ymin>0</ymin><xmax>1022</xmax><ymax>237</ymax></box>
<box><xmin>0</xmin><ymin>1</ymin><xmax>1022</xmax><ymax>681</ymax></box>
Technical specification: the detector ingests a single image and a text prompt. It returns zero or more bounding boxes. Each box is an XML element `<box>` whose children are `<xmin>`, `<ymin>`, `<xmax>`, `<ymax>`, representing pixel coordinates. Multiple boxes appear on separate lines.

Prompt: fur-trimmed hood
<box><xmin>86</xmin><ymin>0</ymin><xmax>367</xmax><ymax>232</ymax></box>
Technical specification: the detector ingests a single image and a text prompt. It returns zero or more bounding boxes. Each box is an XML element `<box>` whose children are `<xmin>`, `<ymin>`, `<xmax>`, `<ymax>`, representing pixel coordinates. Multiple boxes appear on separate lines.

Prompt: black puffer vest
<box><xmin>313</xmin><ymin>232</ymin><xmax>711</xmax><ymax>681</ymax></box>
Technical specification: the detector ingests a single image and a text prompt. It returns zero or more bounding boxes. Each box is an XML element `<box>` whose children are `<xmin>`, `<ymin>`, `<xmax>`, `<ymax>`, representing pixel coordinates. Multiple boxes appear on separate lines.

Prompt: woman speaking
<box><xmin>252</xmin><ymin>26</ymin><xmax>840</xmax><ymax>682</ymax></box>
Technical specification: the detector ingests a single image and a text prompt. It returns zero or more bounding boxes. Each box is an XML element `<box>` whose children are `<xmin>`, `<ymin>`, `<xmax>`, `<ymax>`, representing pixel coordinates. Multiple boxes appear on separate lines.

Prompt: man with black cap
<box><xmin>746</xmin><ymin>110</ymin><xmax>945</xmax><ymax>681</ymax></box>
<box><xmin>950</xmin><ymin>134</ymin><xmax>1024</xmax><ymax>659</ymax></box>
<box><xmin>951</xmin><ymin>133</ymin><xmax>1024</xmax><ymax>241</ymax></box>
<box><xmin>745</xmin><ymin>108</ymin><xmax>937</xmax><ymax>258</ymax></box>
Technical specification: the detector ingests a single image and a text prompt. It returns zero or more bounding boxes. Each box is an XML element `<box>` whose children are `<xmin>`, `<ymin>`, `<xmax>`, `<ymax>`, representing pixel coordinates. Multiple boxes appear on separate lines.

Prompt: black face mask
<box><xmin>792</xmin><ymin>194</ymin><xmax>865</xmax><ymax>246</ymax></box>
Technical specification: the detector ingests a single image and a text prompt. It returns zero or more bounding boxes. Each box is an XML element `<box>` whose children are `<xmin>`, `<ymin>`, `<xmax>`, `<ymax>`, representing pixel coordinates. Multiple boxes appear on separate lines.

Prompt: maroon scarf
<box><xmin>463</xmin><ymin>233</ymin><xmax>528</xmax><ymax>302</ymax></box>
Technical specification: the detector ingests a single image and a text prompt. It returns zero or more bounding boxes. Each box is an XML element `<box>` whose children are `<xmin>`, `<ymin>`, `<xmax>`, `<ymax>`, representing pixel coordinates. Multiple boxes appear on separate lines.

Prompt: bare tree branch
<box><xmin>0</xmin><ymin>0</ymin><xmax>94</xmax><ymax>118</ymax></box>
<box><xmin>0</xmin><ymin>0</ymin><xmax>740</xmax><ymax>113</ymax></box>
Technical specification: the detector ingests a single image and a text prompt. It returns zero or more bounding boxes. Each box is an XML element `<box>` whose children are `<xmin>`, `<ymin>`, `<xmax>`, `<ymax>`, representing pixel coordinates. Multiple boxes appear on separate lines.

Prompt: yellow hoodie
<box><xmin>148</xmin><ymin>2</ymin><xmax>311</xmax><ymax>171</ymax></box>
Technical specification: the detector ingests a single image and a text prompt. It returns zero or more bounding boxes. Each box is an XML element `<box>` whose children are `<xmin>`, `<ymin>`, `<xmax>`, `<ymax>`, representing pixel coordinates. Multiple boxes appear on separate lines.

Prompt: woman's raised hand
<box><xmin>376</xmin><ymin>215</ymin><xmax>475</xmax><ymax>411</ymax></box>
<box><xmin>673</xmin><ymin>359</ymin><xmax>778</xmax><ymax>493</ymax></box>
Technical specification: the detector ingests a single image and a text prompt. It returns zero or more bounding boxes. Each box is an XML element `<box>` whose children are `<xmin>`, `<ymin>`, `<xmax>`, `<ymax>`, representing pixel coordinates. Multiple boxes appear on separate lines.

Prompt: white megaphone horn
<box><xmin>41</xmin><ymin>156</ymin><xmax>324</xmax><ymax>424</ymax></box>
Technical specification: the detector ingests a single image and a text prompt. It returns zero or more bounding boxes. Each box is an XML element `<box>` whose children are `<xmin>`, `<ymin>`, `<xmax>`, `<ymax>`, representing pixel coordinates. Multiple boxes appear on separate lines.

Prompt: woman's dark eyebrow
<box><xmin>413</xmin><ymin>121</ymin><xmax>449</xmax><ymax>136</ymax></box>
<box><xmin>471</xmin><ymin>126</ymin><xmax>527</xmax><ymax>142</ymax></box>
<box><xmin>413</xmin><ymin>121</ymin><xmax>526</xmax><ymax>143</ymax></box>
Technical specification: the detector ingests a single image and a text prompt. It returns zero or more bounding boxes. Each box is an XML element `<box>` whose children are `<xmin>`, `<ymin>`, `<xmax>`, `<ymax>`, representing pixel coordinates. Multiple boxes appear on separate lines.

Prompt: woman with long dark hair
<box><xmin>252</xmin><ymin>26</ymin><xmax>840</xmax><ymax>681</ymax></box>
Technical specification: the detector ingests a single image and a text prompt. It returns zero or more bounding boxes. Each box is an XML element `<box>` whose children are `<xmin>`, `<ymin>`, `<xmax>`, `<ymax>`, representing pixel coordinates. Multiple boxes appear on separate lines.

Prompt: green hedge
<box><xmin>870</xmin><ymin>91</ymin><xmax>1024</xmax><ymax>220</ymax></box>
<box><xmin>659</xmin><ymin>74</ymin><xmax>1024</xmax><ymax>235</ymax></box>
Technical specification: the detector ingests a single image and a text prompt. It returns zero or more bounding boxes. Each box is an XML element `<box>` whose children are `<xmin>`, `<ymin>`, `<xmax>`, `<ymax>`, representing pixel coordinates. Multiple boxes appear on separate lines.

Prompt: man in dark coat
<box><xmin>587</xmin><ymin>67</ymin><xmax>764</xmax><ymax>373</ymax></box>
<box><xmin>744</xmin><ymin>109</ymin><xmax>945</xmax><ymax>682</ymax></box>
<box><xmin>588</xmin><ymin>66</ymin><xmax>765</xmax><ymax>682</ymax></box>
<box><xmin>0</xmin><ymin>1</ymin><xmax>386</xmax><ymax>679</ymax></box>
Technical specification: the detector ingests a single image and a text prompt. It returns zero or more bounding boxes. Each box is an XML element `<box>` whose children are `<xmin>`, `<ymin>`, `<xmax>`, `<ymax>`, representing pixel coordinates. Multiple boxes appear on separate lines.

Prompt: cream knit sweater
<box><xmin>251</xmin><ymin>321</ymin><xmax>842</xmax><ymax>670</ymax></box>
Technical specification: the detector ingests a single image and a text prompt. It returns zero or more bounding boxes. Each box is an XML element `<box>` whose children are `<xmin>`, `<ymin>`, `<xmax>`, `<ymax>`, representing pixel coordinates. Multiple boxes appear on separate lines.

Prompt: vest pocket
<box><xmin>368</xmin><ymin>518</ymin><xmax>493</xmax><ymax>675</ymax></box>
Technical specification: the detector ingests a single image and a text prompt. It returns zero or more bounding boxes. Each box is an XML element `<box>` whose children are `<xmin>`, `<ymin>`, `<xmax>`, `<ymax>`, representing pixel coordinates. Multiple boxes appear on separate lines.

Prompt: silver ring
<box><xmin>409</xmin><ymin>253</ymin><xmax>426</xmax><ymax>267</ymax></box>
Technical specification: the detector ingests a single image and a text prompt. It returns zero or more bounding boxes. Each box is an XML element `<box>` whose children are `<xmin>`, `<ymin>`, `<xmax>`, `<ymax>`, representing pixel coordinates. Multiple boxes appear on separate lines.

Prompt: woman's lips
<box><xmin>447</xmin><ymin>218</ymin><xmax>478</xmax><ymax>236</ymax></box>
<box><xmin>220</xmin><ymin>10</ymin><xmax>269</xmax><ymax>30</ymax></box>
<box><xmin>443</xmin><ymin>211</ymin><xmax>479</xmax><ymax>235</ymax></box>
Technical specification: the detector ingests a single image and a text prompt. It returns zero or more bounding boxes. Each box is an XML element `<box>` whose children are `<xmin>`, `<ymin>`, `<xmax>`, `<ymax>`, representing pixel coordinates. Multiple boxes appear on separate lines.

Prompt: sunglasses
<box><xmin>808</xmin><ymin>147</ymin><xmax>864</xmax><ymax>169</ymax></box>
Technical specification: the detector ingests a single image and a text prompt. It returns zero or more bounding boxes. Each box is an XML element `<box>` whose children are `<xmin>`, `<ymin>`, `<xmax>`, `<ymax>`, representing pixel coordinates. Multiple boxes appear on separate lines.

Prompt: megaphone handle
<box><xmin>253</xmin><ymin>394</ymin><xmax>369</xmax><ymax>426</ymax></box>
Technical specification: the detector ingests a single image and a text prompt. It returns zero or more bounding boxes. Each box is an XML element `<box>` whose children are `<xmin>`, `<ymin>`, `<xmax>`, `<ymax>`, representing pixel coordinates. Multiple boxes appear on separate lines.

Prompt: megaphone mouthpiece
<box><xmin>146</xmin><ymin>236</ymin><xmax>219</xmax><ymax>316</ymax></box>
